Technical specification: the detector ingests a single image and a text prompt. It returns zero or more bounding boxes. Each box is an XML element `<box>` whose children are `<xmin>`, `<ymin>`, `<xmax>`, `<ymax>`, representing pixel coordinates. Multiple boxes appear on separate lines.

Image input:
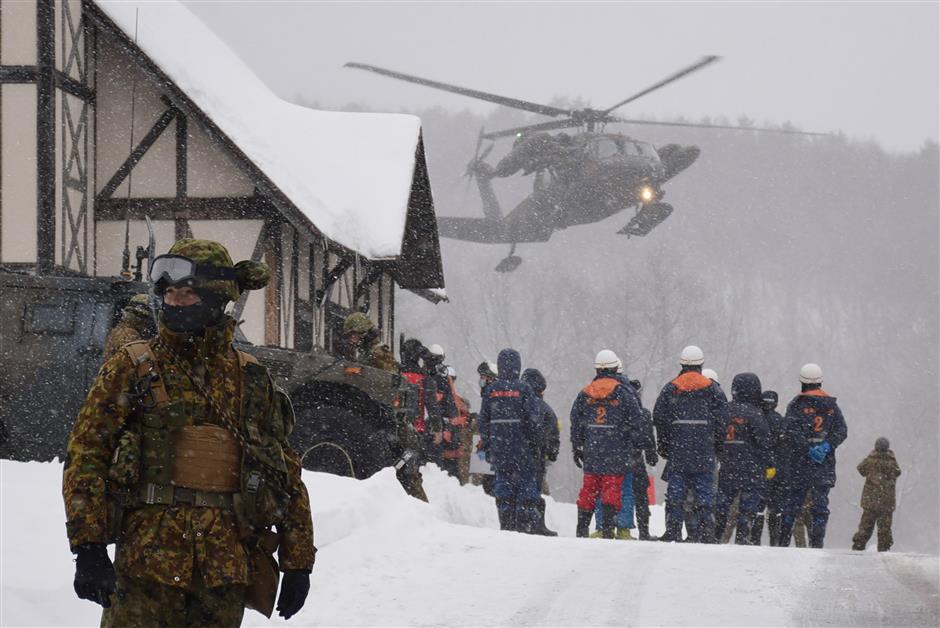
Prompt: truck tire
<box><xmin>289</xmin><ymin>404</ymin><xmax>394</xmax><ymax>479</ymax></box>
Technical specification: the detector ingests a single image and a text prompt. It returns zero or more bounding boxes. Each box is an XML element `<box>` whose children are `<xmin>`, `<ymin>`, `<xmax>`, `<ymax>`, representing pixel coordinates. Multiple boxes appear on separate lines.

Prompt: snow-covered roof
<box><xmin>95</xmin><ymin>0</ymin><xmax>424</xmax><ymax>260</ymax></box>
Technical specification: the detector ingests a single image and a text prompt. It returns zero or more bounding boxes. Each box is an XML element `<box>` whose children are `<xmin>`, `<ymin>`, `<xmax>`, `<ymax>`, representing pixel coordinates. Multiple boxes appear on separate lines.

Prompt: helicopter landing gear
<box><xmin>495</xmin><ymin>243</ymin><xmax>523</xmax><ymax>273</ymax></box>
<box><xmin>618</xmin><ymin>202</ymin><xmax>674</xmax><ymax>238</ymax></box>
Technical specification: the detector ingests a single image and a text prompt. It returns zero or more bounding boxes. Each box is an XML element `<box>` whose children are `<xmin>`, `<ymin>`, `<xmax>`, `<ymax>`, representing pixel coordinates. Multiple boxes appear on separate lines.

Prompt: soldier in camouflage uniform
<box><xmin>103</xmin><ymin>293</ymin><xmax>156</xmax><ymax>358</ymax></box>
<box><xmin>341</xmin><ymin>312</ymin><xmax>397</xmax><ymax>372</ymax></box>
<box><xmin>63</xmin><ymin>239</ymin><xmax>316</xmax><ymax>626</ymax></box>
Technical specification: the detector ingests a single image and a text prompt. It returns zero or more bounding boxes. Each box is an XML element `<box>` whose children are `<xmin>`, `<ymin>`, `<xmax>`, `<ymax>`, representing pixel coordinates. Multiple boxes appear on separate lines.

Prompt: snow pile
<box><xmin>2</xmin><ymin>460</ymin><xmax>938</xmax><ymax>626</ymax></box>
<box><xmin>96</xmin><ymin>0</ymin><xmax>421</xmax><ymax>260</ymax></box>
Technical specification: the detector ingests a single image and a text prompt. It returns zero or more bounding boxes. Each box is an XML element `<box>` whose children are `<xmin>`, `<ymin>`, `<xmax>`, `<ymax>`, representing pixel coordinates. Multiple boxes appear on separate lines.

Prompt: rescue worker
<box><xmin>423</xmin><ymin>344</ymin><xmax>458</xmax><ymax>469</ymax></box>
<box><xmin>103</xmin><ymin>293</ymin><xmax>156</xmax><ymax>358</ymax></box>
<box><xmin>441</xmin><ymin>365</ymin><xmax>471</xmax><ymax>483</ymax></box>
<box><xmin>521</xmin><ymin>368</ymin><xmax>560</xmax><ymax>536</ymax></box>
<box><xmin>342</xmin><ymin>311</ymin><xmax>397</xmax><ymax>373</ymax></box>
<box><xmin>852</xmin><ymin>437</ymin><xmax>901</xmax><ymax>552</ymax></box>
<box><xmin>627</xmin><ymin>378</ymin><xmax>659</xmax><ymax>540</ymax></box>
<box><xmin>703</xmin><ymin>368</ymin><xmax>729</xmax><ymax>403</ymax></box>
<box><xmin>63</xmin><ymin>239</ymin><xmax>315</xmax><ymax>625</ymax></box>
<box><xmin>396</xmin><ymin>338</ymin><xmax>439</xmax><ymax>501</ymax></box>
<box><xmin>571</xmin><ymin>350</ymin><xmax>648</xmax><ymax>539</ymax></box>
<box><xmin>714</xmin><ymin>373</ymin><xmax>775</xmax><ymax>545</ymax></box>
<box><xmin>478</xmin><ymin>349</ymin><xmax>543</xmax><ymax>533</ymax></box>
<box><xmin>653</xmin><ymin>345</ymin><xmax>729</xmax><ymax>543</ymax></box>
<box><xmin>777</xmin><ymin>363</ymin><xmax>848</xmax><ymax>548</ymax></box>
<box><xmin>469</xmin><ymin>361</ymin><xmax>498</xmax><ymax>495</ymax></box>
<box><xmin>756</xmin><ymin>390</ymin><xmax>787</xmax><ymax>545</ymax></box>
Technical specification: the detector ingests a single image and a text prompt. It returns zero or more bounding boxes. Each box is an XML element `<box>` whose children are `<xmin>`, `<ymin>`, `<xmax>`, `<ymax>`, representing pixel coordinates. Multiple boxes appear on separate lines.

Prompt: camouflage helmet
<box><xmin>124</xmin><ymin>293</ymin><xmax>152</xmax><ymax>320</ymax></box>
<box><xmin>166</xmin><ymin>239</ymin><xmax>270</xmax><ymax>302</ymax></box>
<box><xmin>343</xmin><ymin>312</ymin><xmax>374</xmax><ymax>335</ymax></box>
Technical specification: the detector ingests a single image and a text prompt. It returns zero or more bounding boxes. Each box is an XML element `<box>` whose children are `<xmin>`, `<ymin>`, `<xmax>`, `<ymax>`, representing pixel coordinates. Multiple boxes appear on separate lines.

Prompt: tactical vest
<box><xmin>109</xmin><ymin>341</ymin><xmax>291</xmax><ymax>531</ymax></box>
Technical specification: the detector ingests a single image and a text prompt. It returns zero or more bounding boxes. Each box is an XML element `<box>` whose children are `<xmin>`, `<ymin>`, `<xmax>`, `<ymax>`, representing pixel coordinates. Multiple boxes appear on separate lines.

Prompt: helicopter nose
<box><xmin>661</xmin><ymin>145</ymin><xmax>700</xmax><ymax>179</ymax></box>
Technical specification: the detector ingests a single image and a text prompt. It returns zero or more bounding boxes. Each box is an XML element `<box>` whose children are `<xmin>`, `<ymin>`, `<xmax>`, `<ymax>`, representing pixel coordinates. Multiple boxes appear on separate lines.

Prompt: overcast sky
<box><xmin>183</xmin><ymin>1</ymin><xmax>939</xmax><ymax>153</ymax></box>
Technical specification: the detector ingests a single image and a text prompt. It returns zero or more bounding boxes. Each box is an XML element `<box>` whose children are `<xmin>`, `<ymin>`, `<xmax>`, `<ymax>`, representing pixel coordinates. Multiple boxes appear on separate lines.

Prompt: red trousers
<box><xmin>576</xmin><ymin>473</ymin><xmax>624</xmax><ymax>511</ymax></box>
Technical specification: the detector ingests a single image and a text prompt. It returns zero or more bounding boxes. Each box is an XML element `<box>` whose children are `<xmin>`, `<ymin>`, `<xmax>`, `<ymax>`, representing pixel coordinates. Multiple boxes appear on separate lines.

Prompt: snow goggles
<box><xmin>149</xmin><ymin>254</ymin><xmax>237</xmax><ymax>293</ymax></box>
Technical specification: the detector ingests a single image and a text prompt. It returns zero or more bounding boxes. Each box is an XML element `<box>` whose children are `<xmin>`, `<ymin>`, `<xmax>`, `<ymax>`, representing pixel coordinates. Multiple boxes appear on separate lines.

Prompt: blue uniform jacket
<box><xmin>478</xmin><ymin>349</ymin><xmax>543</xmax><ymax>472</ymax></box>
<box><xmin>783</xmin><ymin>389</ymin><xmax>847</xmax><ymax>488</ymax></box>
<box><xmin>653</xmin><ymin>370</ymin><xmax>730</xmax><ymax>474</ymax></box>
<box><xmin>570</xmin><ymin>375</ymin><xmax>648</xmax><ymax>475</ymax></box>
<box><xmin>719</xmin><ymin>373</ymin><xmax>773</xmax><ymax>485</ymax></box>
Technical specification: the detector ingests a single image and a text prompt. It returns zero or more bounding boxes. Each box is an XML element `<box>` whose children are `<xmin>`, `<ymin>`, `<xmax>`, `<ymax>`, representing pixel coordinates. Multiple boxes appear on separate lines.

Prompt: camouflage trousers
<box><xmin>101</xmin><ymin>573</ymin><xmax>245</xmax><ymax>628</ymax></box>
<box><xmin>852</xmin><ymin>508</ymin><xmax>894</xmax><ymax>552</ymax></box>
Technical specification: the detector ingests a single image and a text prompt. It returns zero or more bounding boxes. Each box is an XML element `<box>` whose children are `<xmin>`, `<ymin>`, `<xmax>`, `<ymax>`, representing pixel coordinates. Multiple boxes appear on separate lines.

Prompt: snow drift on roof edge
<box><xmin>97</xmin><ymin>0</ymin><xmax>421</xmax><ymax>259</ymax></box>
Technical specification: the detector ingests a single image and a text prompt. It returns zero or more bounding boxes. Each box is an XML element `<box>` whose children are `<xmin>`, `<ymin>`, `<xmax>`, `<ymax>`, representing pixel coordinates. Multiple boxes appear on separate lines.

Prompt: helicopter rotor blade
<box><xmin>481</xmin><ymin>118</ymin><xmax>580</xmax><ymax>140</ymax></box>
<box><xmin>608</xmin><ymin>116</ymin><xmax>829</xmax><ymax>136</ymax></box>
<box><xmin>601</xmin><ymin>55</ymin><xmax>721</xmax><ymax>116</ymax></box>
<box><xmin>345</xmin><ymin>62</ymin><xmax>573</xmax><ymax>118</ymax></box>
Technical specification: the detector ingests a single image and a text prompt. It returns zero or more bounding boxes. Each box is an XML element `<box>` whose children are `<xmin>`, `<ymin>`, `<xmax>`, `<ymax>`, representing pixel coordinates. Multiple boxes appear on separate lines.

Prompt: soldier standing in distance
<box><xmin>63</xmin><ymin>239</ymin><xmax>315</xmax><ymax>625</ymax></box>
<box><xmin>852</xmin><ymin>437</ymin><xmax>901</xmax><ymax>552</ymax></box>
<box><xmin>342</xmin><ymin>312</ymin><xmax>397</xmax><ymax>373</ymax></box>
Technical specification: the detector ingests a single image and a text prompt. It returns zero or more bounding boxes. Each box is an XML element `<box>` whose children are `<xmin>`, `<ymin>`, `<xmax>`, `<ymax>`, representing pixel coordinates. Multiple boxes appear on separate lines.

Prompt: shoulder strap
<box><xmin>235</xmin><ymin>349</ymin><xmax>259</xmax><ymax>369</ymax></box>
<box><xmin>123</xmin><ymin>341</ymin><xmax>169</xmax><ymax>405</ymax></box>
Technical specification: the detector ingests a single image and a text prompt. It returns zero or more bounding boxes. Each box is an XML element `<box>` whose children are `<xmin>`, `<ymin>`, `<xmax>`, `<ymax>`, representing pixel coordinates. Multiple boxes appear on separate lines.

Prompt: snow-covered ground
<box><xmin>2</xmin><ymin>460</ymin><xmax>937</xmax><ymax>627</ymax></box>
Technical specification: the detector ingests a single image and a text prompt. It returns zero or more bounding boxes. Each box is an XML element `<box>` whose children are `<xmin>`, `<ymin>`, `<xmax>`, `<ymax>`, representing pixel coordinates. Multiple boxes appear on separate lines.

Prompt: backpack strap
<box><xmin>123</xmin><ymin>341</ymin><xmax>169</xmax><ymax>405</ymax></box>
<box><xmin>235</xmin><ymin>349</ymin><xmax>259</xmax><ymax>369</ymax></box>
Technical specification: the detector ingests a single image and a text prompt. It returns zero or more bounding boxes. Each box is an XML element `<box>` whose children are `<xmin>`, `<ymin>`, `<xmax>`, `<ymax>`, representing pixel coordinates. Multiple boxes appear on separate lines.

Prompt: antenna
<box><xmin>120</xmin><ymin>9</ymin><xmax>140</xmax><ymax>280</ymax></box>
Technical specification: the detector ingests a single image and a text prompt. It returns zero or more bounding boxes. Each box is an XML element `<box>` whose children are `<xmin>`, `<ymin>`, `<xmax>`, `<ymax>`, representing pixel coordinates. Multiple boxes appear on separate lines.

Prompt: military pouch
<box><xmin>245</xmin><ymin>529</ymin><xmax>280</xmax><ymax>618</ymax></box>
<box><xmin>240</xmin><ymin>442</ymin><xmax>291</xmax><ymax>530</ymax></box>
<box><xmin>106</xmin><ymin>430</ymin><xmax>142</xmax><ymax>541</ymax></box>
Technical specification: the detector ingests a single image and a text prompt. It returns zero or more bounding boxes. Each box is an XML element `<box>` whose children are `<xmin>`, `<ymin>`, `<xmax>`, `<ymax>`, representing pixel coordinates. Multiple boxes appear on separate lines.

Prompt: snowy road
<box><xmin>2</xmin><ymin>461</ymin><xmax>937</xmax><ymax>627</ymax></box>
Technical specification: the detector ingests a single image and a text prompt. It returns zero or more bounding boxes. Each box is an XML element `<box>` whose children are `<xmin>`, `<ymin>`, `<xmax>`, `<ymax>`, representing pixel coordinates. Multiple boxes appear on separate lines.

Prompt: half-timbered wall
<box><xmin>0</xmin><ymin>0</ymin><xmax>401</xmax><ymax>356</ymax></box>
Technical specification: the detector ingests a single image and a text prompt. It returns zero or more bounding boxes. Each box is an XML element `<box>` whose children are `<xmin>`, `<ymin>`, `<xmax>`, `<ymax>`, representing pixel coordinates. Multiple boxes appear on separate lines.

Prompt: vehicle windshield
<box><xmin>593</xmin><ymin>138</ymin><xmax>621</xmax><ymax>160</ymax></box>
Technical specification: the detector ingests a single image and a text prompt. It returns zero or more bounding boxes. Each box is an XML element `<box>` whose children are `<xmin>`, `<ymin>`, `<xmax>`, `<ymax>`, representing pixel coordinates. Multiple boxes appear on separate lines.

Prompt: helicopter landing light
<box><xmin>639</xmin><ymin>186</ymin><xmax>655</xmax><ymax>203</ymax></box>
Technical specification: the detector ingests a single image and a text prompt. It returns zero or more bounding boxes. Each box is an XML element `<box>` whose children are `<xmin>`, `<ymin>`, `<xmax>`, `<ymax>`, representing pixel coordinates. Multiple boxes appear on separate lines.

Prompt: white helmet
<box><xmin>680</xmin><ymin>345</ymin><xmax>705</xmax><ymax>366</ymax></box>
<box><xmin>428</xmin><ymin>344</ymin><xmax>445</xmax><ymax>358</ymax></box>
<box><xmin>594</xmin><ymin>349</ymin><xmax>621</xmax><ymax>370</ymax></box>
<box><xmin>799</xmin><ymin>363</ymin><xmax>823</xmax><ymax>384</ymax></box>
<box><xmin>702</xmin><ymin>368</ymin><xmax>718</xmax><ymax>382</ymax></box>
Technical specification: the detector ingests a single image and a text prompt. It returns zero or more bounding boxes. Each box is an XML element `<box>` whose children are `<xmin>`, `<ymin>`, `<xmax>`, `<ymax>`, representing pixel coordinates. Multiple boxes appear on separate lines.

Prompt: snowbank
<box><xmin>2</xmin><ymin>460</ymin><xmax>937</xmax><ymax>626</ymax></box>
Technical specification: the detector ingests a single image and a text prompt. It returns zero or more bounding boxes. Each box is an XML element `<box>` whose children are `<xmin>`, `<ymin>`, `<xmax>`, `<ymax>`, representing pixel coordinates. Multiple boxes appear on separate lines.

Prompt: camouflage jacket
<box><xmin>858</xmin><ymin>449</ymin><xmax>901</xmax><ymax>512</ymax></box>
<box><xmin>63</xmin><ymin>318</ymin><xmax>315</xmax><ymax>589</ymax></box>
<box><xmin>369</xmin><ymin>342</ymin><xmax>398</xmax><ymax>373</ymax></box>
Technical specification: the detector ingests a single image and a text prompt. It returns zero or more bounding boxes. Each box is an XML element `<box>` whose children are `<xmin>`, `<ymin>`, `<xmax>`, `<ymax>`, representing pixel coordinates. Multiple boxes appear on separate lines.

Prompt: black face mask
<box><xmin>161</xmin><ymin>291</ymin><xmax>226</xmax><ymax>332</ymax></box>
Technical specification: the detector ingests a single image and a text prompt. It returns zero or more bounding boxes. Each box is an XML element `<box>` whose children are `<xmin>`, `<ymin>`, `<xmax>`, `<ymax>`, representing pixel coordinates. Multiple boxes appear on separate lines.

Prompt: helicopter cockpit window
<box><xmin>593</xmin><ymin>138</ymin><xmax>622</xmax><ymax>160</ymax></box>
<box><xmin>633</xmin><ymin>141</ymin><xmax>658</xmax><ymax>158</ymax></box>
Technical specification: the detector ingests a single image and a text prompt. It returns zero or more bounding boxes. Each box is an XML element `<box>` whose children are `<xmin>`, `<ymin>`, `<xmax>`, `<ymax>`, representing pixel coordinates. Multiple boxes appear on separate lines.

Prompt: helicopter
<box><xmin>347</xmin><ymin>57</ymin><xmax>822</xmax><ymax>272</ymax></box>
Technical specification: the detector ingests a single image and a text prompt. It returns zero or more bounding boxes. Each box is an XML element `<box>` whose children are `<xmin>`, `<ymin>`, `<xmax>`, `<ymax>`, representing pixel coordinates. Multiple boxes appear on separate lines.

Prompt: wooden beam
<box><xmin>96</xmin><ymin>106</ymin><xmax>177</xmax><ymax>200</ymax></box>
<box><xmin>94</xmin><ymin>196</ymin><xmax>268</xmax><ymax>221</ymax></box>
<box><xmin>36</xmin><ymin>0</ymin><xmax>56</xmax><ymax>273</ymax></box>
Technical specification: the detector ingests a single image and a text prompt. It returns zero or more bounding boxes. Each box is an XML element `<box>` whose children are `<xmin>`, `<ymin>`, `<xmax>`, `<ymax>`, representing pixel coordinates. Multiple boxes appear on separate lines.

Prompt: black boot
<box><xmin>517</xmin><ymin>500</ymin><xmax>544</xmax><ymax>535</ymax></box>
<box><xmin>496</xmin><ymin>498</ymin><xmax>516</xmax><ymax>532</ymax></box>
<box><xmin>637</xmin><ymin>516</ymin><xmax>653</xmax><ymax>541</ymax></box>
<box><xmin>600</xmin><ymin>504</ymin><xmax>617</xmax><ymax>539</ymax></box>
<box><xmin>714</xmin><ymin>511</ymin><xmax>728</xmax><ymax>544</ymax></box>
<box><xmin>734</xmin><ymin>516</ymin><xmax>753</xmax><ymax>545</ymax></box>
<box><xmin>777</xmin><ymin>519</ymin><xmax>794</xmax><ymax>548</ymax></box>
<box><xmin>768</xmin><ymin>513</ymin><xmax>781</xmax><ymax>547</ymax></box>
<box><xmin>750</xmin><ymin>514</ymin><xmax>765</xmax><ymax>546</ymax></box>
<box><xmin>576</xmin><ymin>509</ymin><xmax>593</xmax><ymax>538</ymax></box>
<box><xmin>696</xmin><ymin>510</ymin><xmax>717</xmax><ymax>544</ymax></box>
<box><xmin>533</xmin><ymin>499</ymin><xmax>557</xmax><ymax>537</ymax></box>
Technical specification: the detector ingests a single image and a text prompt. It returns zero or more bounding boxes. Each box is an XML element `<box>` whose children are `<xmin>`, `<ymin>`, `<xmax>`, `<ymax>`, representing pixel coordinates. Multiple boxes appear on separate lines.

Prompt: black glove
<box><xmin>573</xmin><ymin>449</ymin><xmax>584</xmax><ymax>469</ymax></box>
<box><xmin>73</xmin><ymin>543</ymin><xmax>116</xmax><ymax>608</ymax></box>
<box><xmin>645</xmin><ymin>450</ymin><xmax>659</xmax><ymax>466</ymax></box>
<box><xmin>277</xmin><ymin>569</ymin><xmax>311</xmax><ymax>620</ymax></box>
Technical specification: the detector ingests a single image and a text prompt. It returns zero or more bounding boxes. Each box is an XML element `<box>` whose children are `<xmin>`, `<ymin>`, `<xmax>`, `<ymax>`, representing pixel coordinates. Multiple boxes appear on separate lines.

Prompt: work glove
<box><xmin>765</xmin><ymin>467</ymin><xmax>777</xmax><ymax>480</ymax></box>
<box><xmin>276</xmin><ymin>569</ymin><xmax>311</xmax><ymax>620</ymax></box>
<box><xmin>573</xmin><ymin>448</ymin><xmax>584</xmax><ymax>469</ymax></box>
<box><xmin>73</xmin><ymin>543</ymin><xmax>116</xmax><ymax>608</ymax></box>
<box><xmin>808</xmin><ymin>441</ymin><xmax>831</xmax><ymax>464</ymax></box>
<box><xmin>645</xmin><ymin>450</ymin><xmax>659</xmax><ymax>467</ymax></box>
